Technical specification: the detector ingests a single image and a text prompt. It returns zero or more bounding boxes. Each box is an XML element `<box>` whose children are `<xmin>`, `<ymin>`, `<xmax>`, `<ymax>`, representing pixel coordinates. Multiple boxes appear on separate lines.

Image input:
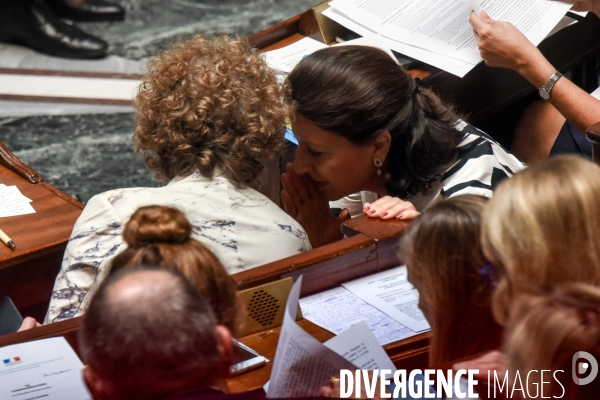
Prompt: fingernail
<box><xmin>381</xmin><ymin>212</ymin><xmax>388</xmax><ymax>217</ymax></box>
<box><xmin>397</xmin><ymin>214</ymin><xmax>404</xmax><ymax>219</ymax></box>
<box><xmin>363</xmin><ymin>206</ymin><xmax>370</xmax><ymax>211</ymax></box>
<box><xmin>369</xmin><ymin>210</ymin><xmax>375</xmax><ymax>215</ymax></box>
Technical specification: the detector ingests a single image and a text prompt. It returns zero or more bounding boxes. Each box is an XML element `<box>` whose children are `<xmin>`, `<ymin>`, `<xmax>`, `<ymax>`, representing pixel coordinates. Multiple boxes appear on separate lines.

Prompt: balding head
<box><xmin>79</xmin><ymin>267</ymin><xmax>232</xmax><ymax>400</ymax></box>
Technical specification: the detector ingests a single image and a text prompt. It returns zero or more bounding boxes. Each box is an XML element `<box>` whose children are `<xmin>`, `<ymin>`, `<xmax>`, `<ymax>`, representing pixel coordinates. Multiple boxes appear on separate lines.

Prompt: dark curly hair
<box><xmin>287</xmin><ymin>46</ymin><xmax>464</xmax><ymax>198</ymax></box>
<box><xmin>134</xmin><ymin>35</ymin><xmax>288</xmax><ymax>184</ymax></box>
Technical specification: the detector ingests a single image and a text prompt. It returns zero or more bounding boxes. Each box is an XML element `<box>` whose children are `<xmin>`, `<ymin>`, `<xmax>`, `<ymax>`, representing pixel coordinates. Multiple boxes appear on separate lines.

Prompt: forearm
<box><xmin>518</xmin><ymin>54</ymin><xmax>600</xmax><ymax>134</ymax></box>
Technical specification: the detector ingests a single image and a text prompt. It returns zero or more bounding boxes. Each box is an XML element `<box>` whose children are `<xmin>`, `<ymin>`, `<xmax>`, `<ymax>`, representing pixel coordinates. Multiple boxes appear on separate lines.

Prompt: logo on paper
<box><xmin>3</xmin><ymin>356</ymin><xmax>21</xmax><ymax>366</ymax></box>
<box><xmin>572</xmin><ymin>351</ymin><xmax>598</xmax><ymax>385</ymax></box>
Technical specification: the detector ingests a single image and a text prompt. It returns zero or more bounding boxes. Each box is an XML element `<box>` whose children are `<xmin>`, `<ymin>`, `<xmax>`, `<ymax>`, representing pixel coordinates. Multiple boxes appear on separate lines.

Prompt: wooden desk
<box><xmin>0</xmin><ymin>215</ymin><xmax>430</xmax><ymax>394</ymax></box>
<box><xmin>0</xmin><ymin>143</ymin><xmax>83</xmax><ymax>321</ymax></box>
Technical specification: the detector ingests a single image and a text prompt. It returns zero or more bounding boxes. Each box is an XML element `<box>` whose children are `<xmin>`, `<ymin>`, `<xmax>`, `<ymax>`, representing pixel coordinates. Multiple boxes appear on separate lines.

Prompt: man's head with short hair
<box><xmin>79</xmin><ymin>267</ymin><xmax>233</xmax><ymax>400</ymax></box>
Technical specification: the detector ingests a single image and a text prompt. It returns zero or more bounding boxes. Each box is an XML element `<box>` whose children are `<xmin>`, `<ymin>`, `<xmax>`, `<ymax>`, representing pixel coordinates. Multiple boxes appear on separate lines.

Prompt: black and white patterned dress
<box><xmin>331</xmin><ymin>120</ymin><xmax>525</xmax><ymax>214</ymax></box>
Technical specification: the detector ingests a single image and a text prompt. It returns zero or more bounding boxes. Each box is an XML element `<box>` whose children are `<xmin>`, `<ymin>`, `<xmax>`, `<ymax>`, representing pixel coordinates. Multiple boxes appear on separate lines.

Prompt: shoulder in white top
<box><xmin>45</xmin><ymin>170</ymin><xmax>311</xmax><ymax>323</ymax></box>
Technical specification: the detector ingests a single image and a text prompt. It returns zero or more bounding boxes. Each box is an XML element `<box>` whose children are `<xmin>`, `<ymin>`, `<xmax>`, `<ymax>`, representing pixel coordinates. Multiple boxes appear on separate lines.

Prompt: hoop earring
<box><xmin>373</xmin><ymin>157</ymin><xmax>383</xmax><ymax>176</ymax></box>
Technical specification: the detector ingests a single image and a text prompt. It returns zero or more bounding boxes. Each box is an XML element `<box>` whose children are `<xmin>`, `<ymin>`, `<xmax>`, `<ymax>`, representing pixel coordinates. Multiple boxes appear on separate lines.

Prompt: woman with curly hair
<box><xmin>45</xmin><ymin>35</ymin><xmax>310</xmax><ymax>323</ymax></box>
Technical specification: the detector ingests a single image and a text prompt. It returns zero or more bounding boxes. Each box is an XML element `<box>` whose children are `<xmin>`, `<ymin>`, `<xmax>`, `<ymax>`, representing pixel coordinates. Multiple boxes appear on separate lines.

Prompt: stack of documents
<box><xmin>322</xmin><ymin>0</ymin><xmax>575</xmax><ymax>77</ymax></box>
<box><xmin>299</xmin><ymin>266</ymin><xmax>430</xmax><ymax>346</ymax></box>
<box><xmin>0</xmin><ymin>184</ymin><xmax>35</xmax><ymax>218</ymax></box>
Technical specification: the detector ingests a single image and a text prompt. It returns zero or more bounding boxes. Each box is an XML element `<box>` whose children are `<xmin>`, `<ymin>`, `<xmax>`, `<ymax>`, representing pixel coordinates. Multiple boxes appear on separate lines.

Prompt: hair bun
<box><xmin>123</xmin><ymin>206</ymin><xmax>192</xmax><ymax>247</ymax></box>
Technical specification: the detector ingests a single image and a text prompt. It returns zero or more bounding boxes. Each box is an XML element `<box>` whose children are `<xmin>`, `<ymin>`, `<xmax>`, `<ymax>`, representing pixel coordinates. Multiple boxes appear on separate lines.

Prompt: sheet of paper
<box><xmin>266</xmin><ymin>276</ymin><xmax>356</xmax><ymax>398</ymax></box>
<box><xmin>329</xmin><ymin>0</ymin><xmax>572</xmax><ymax>65</ymax></box>
<box><xmin>263</xmin><ymin>37</ymin><xmax>328</xmax><ymax>74</ymax></box>
<box><xmin>0</xmin><ymin>184</ymin><xmax>36</xmax><ymax>218</ymax></box>
<box><xmin>0</xmin><ymin>337</ymin><xmax>91</xmax><ymax>399</ymax></box>
<box><xmin>332</xmin><ymin>34</ymin><xmax>397</xmax><ymax>63</ymax></box>
<box><xmin>0</xmin><ymin>184</ymin><xmax>32</xmax><ymax>202</ymax></box>
<box><xmin>477</xmin><ymin>0</ymin><xmax>573</xmax><ymax>53</ymax></box>
<box><xmin>342</xmin><ymin>266</ymin><xmax>430</xmax><ymax>333</ymax></box>
<box><xmin>299</xmin><ymin>286</ymin><xmax>416</xmax><ymax>345</ymax></box>
<box><xmin>468</xmin><ymin>0</ymin><xmax>481</xmax><ymax>14</ymax></box>
<box><xmin>322</xmin><ymin>7</ymin><xmax>477</xmax><ymax>77</ymax></box>
<box><xmin>324</xmin><ymin>321</ymin><xmax>396</xmax><ymax>371</ymax></box>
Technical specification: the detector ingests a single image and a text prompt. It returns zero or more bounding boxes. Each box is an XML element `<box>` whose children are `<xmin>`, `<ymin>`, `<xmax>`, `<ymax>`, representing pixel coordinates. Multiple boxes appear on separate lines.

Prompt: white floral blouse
<box><xmin>45</xmin><ymin>170</ymin><xmax>311</xmax><ymax>323</ymax></box>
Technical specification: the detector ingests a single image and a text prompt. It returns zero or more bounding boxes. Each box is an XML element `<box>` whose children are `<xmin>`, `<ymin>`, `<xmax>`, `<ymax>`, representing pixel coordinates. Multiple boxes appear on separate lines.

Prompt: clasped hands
<box><xmin>281</xmin><ymin>163</ymin><xmax>419</xmax><ymax>248</ymax></box>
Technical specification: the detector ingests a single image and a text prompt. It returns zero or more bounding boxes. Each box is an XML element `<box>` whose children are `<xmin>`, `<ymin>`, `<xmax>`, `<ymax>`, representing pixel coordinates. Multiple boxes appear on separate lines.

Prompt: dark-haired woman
<box><xmin>281</xmin><ymin>45</ymin><xmax>524</xmax><ymax>247</ymax></box>
<box><xmin>45</xmin><ymin>36</ymin><xmax>311</xmax><ymax>323</ymax></box>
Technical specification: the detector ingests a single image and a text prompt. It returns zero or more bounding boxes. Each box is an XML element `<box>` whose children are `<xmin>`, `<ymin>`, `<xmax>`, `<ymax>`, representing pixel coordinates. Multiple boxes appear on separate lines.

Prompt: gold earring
<box><xmin>373</xmin><ymin>157</ymin><xmax>383</xmax><ymax>176</ymax></box>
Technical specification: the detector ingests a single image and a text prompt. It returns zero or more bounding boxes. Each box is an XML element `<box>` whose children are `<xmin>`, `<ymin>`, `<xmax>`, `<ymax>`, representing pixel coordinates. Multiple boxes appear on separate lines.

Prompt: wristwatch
<box><xmin>538</xmin><ymin>72</ymin><xmax>563</xmax><ymax>100</ymax></box>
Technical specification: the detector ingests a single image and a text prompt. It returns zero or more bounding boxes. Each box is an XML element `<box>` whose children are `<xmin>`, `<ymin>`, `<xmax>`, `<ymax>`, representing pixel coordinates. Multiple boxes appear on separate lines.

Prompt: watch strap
<box><xmin>539</xmin><ymin>72</ymin><xmax>563</xmax><ymax>100</ymax></box>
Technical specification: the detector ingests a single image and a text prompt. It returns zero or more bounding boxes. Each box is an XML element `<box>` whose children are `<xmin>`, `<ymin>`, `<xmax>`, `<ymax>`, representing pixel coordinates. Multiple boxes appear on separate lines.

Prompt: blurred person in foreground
<box><xmin>80</xmin><ymin>267</ymin><xmax>327</xmax><ymax>400</ymax></box>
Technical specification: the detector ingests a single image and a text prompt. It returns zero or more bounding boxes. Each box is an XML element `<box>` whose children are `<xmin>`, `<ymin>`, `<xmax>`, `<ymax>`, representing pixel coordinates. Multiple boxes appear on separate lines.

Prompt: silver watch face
<box><xmin>539</xmin><ymin>88</ymin><xmax>550</xmax><ymax>100</ymax></box>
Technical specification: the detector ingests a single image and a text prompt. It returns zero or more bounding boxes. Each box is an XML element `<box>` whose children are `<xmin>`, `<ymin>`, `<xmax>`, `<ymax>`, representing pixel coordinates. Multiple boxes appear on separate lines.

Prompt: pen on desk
<box><xmin>0</xmin><ymin>228</ymin><xmax>16</xmax><ymax>250</ymax></box>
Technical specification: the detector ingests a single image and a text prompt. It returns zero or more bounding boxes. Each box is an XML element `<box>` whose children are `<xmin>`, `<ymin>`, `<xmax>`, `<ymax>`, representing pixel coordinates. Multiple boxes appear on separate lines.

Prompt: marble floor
<box><xmin>0</xmin><ymin>0</ymin><xmax>319</xmax><ymax>203</ymax></box>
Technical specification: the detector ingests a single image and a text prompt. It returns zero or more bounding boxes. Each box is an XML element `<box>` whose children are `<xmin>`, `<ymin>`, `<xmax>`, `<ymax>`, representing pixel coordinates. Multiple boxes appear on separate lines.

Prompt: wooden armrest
<box><xmin>0</xmin><ymin>142</ymin><xmax>43</xmax><ymax>184</ymax></box>
<box><xmin>586</xmin><ymin>121</ymin><xmax>600</xmax><ymax>143</ymax></box>
<box><xmin>586</xmin><ymin>122</ymin><xmax>600</xmax><ymax>164</ymax></box>
<box><xmin>342</xmin><ymin>214</ymin><xmax>409</xmax><ymax>240</ymax></box>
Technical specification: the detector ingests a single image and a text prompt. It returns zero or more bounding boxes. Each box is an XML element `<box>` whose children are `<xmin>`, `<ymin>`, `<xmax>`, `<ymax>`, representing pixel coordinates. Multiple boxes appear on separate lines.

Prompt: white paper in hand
<box><xmin>468</xmin><ymin>0</ymin><xmax>481</xmax><ymax>14</ymax></box>
<box><xmin>266</xmin><ymin>276</ymin><xmax>356</xmax><ymax>398</ymax></box>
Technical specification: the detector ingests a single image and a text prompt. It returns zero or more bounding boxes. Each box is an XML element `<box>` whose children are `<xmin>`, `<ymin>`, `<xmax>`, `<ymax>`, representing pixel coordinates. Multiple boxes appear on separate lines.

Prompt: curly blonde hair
<box><xmin>134</xmin><ymin>35</ymin><xmax>288</xmax><ymax>183</ymax></box>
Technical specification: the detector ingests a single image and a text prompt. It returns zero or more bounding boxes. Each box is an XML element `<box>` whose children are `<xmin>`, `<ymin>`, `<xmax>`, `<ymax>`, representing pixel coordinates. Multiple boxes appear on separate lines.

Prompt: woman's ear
<box><xmin>373</xmin><ymin>131</ymin><xmax>392</xmax><ymax>161</ymax></box>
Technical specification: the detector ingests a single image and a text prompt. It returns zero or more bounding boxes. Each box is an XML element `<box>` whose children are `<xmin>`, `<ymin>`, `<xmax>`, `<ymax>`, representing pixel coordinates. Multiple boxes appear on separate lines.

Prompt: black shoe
<box><xmin>0</xmin><ymin>0</ymin><xmax>108</xmax><ymax>59</ymax></box>
<box><xmin>44</xmin><ymin>0</ymin><xmax>125</xmax><ymax>22</ymax></box>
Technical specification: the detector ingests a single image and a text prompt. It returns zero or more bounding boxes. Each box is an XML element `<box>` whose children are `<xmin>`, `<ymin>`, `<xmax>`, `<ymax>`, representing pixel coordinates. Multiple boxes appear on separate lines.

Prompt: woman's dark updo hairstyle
<box><xmin>111</xmin><ymin>205</ymin><xmax>241</xmax><ymax>334</ymax></box>
<box><xmin>287</xmin><ymin>46</ymin><xmax>464</xmax><ymax>198</ymax></box>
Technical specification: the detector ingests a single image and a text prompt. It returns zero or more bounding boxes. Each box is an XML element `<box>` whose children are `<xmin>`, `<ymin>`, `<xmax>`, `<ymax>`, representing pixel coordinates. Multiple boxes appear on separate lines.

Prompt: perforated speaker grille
<box><xmin>248</xmin><ymin>290</ymin><xmax>280</xmax><ymax>326</ymax></box>
<box><xmin>237</xmin><ymin>277</ymin><xmax>300</xmax><ymax>336</ymax></box>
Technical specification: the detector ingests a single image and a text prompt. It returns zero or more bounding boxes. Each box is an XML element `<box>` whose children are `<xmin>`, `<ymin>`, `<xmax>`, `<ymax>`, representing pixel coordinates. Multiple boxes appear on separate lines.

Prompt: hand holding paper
<box><xmin>470</xmin><ymin>11</ymin><xmax>543</xmax><ymax>71</ymax></box>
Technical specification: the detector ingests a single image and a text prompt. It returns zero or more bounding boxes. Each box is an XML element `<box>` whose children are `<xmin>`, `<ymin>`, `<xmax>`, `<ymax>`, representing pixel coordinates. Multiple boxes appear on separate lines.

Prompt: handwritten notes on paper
<box><xmin>343</xmin><ymin>266</ymin><xmax>431</xmax><ymax>333</ymax></box>
<box><xmin>0</xmin><ymin>184</ymin><xmax>35</xmax><ymax>218</ymax></box>
<box><xmin>300</xmin><ymin>266</ymin><xmax>430</xmax><ymax>348</ymax></box>
<box><xmin>299</xmin><ymin>286</ymin><xmax>415</xmax><ymax>345</ymax></box>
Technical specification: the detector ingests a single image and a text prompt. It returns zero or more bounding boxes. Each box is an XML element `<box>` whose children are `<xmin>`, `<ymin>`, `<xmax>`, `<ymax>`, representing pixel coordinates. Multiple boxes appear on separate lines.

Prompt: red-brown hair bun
<box><xmin>122</xmin><ymin>205</ymin><xmax>191</xmax><ymax>247</ymax></box>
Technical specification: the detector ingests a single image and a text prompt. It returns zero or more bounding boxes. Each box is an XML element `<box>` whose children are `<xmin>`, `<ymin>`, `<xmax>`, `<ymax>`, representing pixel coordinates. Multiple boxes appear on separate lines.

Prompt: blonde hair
<box><xmin>482</xmin><ymin>155</ymin><xmax>600</xmax><ymax>325</ymax></box>
<box><xmin>110</xmin><ymin>206</ymin><xmax>241</xmax><ymax>335</ymax></box>
<box><xmin>504</xmin><ymin>283</ymin><xmax>600</xmax><ymax>398</ymax></box>
<box><xmin>400</xmin><ymin>195</ymin><xmax>501</xmax><ymax>366</ymax></box>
